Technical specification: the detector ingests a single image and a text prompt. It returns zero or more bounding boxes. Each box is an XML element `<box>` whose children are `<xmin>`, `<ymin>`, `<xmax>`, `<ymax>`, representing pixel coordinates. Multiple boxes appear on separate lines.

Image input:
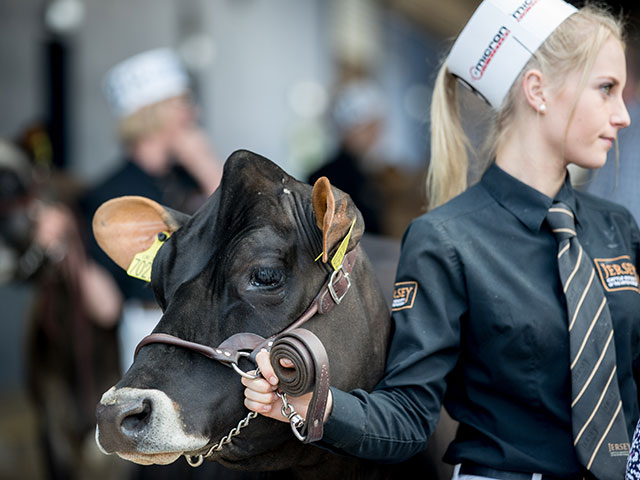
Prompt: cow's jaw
<box><xmin>95</xmin><ymin>386</ymin><xmax>209</xmax><ymax>465</ymax></box>
<box><xmin>109</xmin><ymin>448</ymin><xmax>182</xmax><ymax>466</ymax></box>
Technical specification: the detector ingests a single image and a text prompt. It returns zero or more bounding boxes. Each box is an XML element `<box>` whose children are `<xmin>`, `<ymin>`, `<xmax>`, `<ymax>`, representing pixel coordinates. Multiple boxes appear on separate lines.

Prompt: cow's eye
<box><xmin>250</xmin><ymin>267</ymin><xmax>284</xmax><ymax>288</ymax></box>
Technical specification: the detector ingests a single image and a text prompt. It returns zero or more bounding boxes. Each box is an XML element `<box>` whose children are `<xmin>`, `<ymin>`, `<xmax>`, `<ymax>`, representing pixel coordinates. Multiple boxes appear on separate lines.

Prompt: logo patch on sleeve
<box><xmin>392</xmin><ymin>281</ymin><xmax>418</xmax><ymax>311</ymax></box>
<box><xmin>593</xmin><ymin>255</ymin><xmax>640</xmax><ymax>293</ymax></box>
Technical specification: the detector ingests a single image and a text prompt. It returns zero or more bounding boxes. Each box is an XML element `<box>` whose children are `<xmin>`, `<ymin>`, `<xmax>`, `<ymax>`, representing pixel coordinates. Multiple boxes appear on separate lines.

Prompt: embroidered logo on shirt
<box><xmin>608</xmin><ymin>442</ymin><xmax>631</xmax><ymax>457</ymax></box>
<box><xmin>392</xmin><ymin>281</ymin><xmax>418</xmax><ymax>311</ymax></box>
<box><xmin>593</xmin><ymin>255</ymin><xmax>640</xmax><ymax>293</ymax></box>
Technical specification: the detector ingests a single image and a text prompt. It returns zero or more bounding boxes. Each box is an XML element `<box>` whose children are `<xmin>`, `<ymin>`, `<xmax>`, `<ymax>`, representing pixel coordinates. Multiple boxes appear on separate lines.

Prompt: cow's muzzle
<box><xmin>95</xmin><ymin>386</ymin><xmax>208</xmax><ymax>463</ymax></box>
<box><xmin>96</xmin><ymin>392</ymin><xmax>151</xmax><ymax>452</ymax></box>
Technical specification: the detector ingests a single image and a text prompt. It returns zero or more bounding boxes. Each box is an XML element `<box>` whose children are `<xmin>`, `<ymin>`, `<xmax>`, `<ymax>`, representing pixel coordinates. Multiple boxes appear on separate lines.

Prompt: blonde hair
<box><xmin>427</xmin><ymin>3</ymin><xmax>624</xmax><ymax>211</ymax></box>
<box><xmin>118</xmin><ymin>95</ymin><xmax>187</xmax><ymax>146</ymax></box>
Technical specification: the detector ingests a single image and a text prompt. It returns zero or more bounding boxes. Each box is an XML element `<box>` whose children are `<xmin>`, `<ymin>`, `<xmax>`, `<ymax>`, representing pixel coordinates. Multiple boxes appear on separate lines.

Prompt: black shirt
<box><xmin>320</xmin><ymin>163</ymin><xmax>640</xmax><ymax>476</ymax></box>
<box><xmin>80</xmin><ymin>159</ymin><xmax>200</xmax><ymax>302</ymax></box>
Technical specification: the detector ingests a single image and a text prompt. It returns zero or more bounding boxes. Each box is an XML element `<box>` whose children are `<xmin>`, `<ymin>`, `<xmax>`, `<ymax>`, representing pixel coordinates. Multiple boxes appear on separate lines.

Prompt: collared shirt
<box><xmin>320</xmin><ymin>163</ymin><xmax>640</xmax><ymax>477</ymax></box>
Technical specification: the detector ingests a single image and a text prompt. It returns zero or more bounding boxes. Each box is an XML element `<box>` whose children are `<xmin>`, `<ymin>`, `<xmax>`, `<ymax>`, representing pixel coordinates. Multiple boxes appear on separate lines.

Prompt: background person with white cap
<box><xmin>79</xmin><ymin>46</ymin><xmax>229</xmax><ymax>480</ymax></box>
<box><xmin>243</xmin><ymin>1</ymin><xmax>640</xmax><ymax>478</ymax></box>
<box><xmin>80</xmin><ymin>47</ymin><xmax>223</xmax><ymax>375</ymax></box>
<box><xmin>308</xmin><ymin>78</ymin><xmax>388</xmax><ymax>235</ymax></box>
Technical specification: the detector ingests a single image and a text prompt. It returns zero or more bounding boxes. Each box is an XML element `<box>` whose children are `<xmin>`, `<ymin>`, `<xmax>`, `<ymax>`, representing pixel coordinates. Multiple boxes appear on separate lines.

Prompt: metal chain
<box><xmin>184</xmin><ymin>361</ymin><xmax>308</xmax><ymax>466</ymax></box>
<box><xmin>277</xmin><ymin>392</ymin><xmax>306</xmax><ymax>442</ymax></box>
<box><xmin>185</xmin><ymin>366</ymin><xmax>264</xmax><ymax>467</ymax></box>
<box><xmin>185</xmin><ymin>410</ymin><xmax>258</xmax><ymax>467</ymax></box>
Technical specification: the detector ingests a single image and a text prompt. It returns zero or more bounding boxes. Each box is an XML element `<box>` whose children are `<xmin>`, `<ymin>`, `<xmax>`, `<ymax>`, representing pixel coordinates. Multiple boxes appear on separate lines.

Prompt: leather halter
<box><xmin>133</xmin><ymin>244</ymin><xmax>359</xmax><ymax>445</ymax></box>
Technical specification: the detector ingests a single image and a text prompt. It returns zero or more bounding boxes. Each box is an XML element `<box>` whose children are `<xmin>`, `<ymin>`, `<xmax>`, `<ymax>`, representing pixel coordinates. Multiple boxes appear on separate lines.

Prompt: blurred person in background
<box><xmin>0</xmin><ymin>135</ymin><xmax>126</xmax><ymax>480</ymax></box>
<box><xmin>80</xmin><ymin>47</ymin><xmax>223</xmax><ymax>375</ymax></box>
<box><xmin>308</xmin><ymin>78</ymin><xmax>388</xmax><ymax>235</ymax></box>
<box><xmin>79</xmin><ymin>47</ymin><xmax>226</xmax><ymax>480</ymax></box>
<box><xmin>308</xmin><ymin>77</ymin><xmax>426</xmax><ymax>239</ymax></box>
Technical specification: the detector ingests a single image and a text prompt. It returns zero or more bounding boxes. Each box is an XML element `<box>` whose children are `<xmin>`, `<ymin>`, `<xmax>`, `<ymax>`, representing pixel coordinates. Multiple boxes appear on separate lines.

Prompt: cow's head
<box><xmin>93</xmin><ymin>150</ymin><xmax>389</xmax><ymax>470</ymax></box>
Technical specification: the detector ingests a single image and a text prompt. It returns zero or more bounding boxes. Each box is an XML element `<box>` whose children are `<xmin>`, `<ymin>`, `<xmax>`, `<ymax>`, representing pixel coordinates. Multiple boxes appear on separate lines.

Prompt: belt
<box><xmin>459</xmin><ymin>464</ymin><xmax>586</xmax><ymax>480</ymax></box>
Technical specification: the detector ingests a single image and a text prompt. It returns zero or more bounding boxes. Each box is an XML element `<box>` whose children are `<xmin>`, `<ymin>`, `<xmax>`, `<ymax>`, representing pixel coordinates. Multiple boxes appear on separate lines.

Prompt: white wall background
<box><xmin>0</xmin><ymin>0</ymin><xmax>439</xmax><ymax>186</ymax></box>
<box><xmin>69</xmin><ymin>0</ymin><xmax>332</xmax><ymax>182</ymax></box>
<box><xmin>0</xmin><ymin>0</ymin><xmax>44</xmax><ymax>143</ymax></box>
<box><xmin>200</xmin><ymin>0</ymin><xmax>331</xmax><ymax>179</ymax></box>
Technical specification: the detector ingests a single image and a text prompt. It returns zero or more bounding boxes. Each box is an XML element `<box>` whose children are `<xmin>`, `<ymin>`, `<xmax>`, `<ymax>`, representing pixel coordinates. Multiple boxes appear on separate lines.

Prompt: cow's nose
<box><xmin>96</xmin><ymin>396</ymin><xmax>153</xmax><ymax>452</ymax></box>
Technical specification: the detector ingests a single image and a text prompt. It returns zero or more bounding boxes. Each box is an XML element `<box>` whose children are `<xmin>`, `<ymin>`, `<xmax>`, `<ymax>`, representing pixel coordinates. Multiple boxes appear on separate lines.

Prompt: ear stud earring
<box><xmin>539</xmin><ymin>103</ymin><xmax>547</xmax><ymax>114</ymax></box>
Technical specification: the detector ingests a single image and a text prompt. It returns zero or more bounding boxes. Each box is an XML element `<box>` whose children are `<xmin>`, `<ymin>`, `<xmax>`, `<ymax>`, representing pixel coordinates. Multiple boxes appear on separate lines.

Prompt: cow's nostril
<box><xmin>120</xmin><ymin>399</ymin><xmax>152</xmax><ymax>435</ymax></box>
<box><xmin>96</xmin><ymin>393</ymin><xmax>159</xmax><ymax>453</ymax></box>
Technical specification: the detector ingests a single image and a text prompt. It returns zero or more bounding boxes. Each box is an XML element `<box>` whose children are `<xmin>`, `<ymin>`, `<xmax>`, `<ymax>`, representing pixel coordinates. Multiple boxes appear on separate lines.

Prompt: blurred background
<box><xmin>0</xmin><ymin>0</ymin><xmax>638</xmax><ymax>479</ymax></box>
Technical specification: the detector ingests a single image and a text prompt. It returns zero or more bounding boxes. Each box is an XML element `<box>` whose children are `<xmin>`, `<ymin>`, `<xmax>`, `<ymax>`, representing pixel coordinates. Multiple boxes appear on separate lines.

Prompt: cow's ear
<box><xmin>311</xmin><ymin>177</ymin><xmax>363</xmax><ymax>263</ymax></box>
<box><xmin>92</xmin><ymin>196</ymin><xmax>187</xmax><ymax>271</ymax></box>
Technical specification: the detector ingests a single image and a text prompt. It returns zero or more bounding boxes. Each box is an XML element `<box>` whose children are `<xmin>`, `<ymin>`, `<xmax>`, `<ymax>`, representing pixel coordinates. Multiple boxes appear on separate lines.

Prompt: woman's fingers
<box><xmin>242</xmin><ymin>375</ymin><xmax>286</xmax><ymax>421</ymax></box>
<box><xmin>243</xmin><ymin>387</ymin><xmax>278</xmax><ymax>414</ymax></box>
<box><xmin>255</xmin><ymin>349</ymin><xmax>279</xmax><ymax>386</ymax></box>
<box><xmin>243</xmin><ymin>349</ymin><xmax>316</xmax><ymax>423</ymax></box>
<box><xmin>241</xmin><ymin>374</ymin><xmax>274</xmax><ymax>390</ymax></box>
<box><xmin>242</xmin><ymin>350</ymin><xmax>281</xmax><ymax>418</ymax></box>
<box><xmin>280</xmin><ymin>357</ymin><xmax>294</xmax><ymax>368</ymax></box>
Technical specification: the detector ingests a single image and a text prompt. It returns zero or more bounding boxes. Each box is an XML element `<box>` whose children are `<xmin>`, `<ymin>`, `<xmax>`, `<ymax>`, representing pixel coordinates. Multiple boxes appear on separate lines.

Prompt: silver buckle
<box><xmin>328</xmin><ymin>265</ymin><xmax>351</xmax><ymax>304</ymax></box>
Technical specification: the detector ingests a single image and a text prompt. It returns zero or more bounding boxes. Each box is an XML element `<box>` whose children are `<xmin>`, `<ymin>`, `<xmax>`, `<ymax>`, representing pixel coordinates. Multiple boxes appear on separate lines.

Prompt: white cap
<box><xmin>103</xmin><ymin>48</ymin><xmax>190</xmax><ymax>117</ymax></box>
<box><xmin>447</xmin><ymin>0</ymin><xmax>577</xmax><ymax>109</ymax></box>
<box><xmin>331</xmin><ymin>80</ymin><xmax>385</xmax><ymax>132</ymax></box>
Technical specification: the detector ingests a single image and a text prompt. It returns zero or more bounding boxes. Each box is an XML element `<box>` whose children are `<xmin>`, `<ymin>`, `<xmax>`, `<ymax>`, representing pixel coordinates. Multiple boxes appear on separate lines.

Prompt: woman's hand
<box><xmin>169</xmin><ymin>125</ymin><xmax>222</xmax><ymax>194</ymax></box>
<box><xmin>242</xmin><ymin>349</ymin><xmax>332</xmax><ymax>424</ymax></box>
<box><xmin>33</xmin><ymin>202</ymin><xmax>72</xmax><ymax>260</ymax></box>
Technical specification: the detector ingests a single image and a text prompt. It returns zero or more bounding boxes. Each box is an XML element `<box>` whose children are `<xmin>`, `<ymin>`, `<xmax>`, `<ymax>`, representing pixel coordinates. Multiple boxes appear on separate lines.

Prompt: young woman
<box><xmin>243</xmin><ymin>1</ymin><xmax>640</xmax><ymax>478</ymax></box>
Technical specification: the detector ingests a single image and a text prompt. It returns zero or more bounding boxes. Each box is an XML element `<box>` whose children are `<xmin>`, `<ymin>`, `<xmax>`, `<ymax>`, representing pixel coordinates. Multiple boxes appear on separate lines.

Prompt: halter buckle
<box><xmin>328</xmin><ymin>265</ymin><xmax>351</xmax><ymax>304</ymax></box>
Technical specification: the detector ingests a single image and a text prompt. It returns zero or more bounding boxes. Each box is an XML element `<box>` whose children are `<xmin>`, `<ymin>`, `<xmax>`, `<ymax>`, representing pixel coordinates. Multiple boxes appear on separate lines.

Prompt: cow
<box><xmin>92</xmin><ymin>149</ymin><xmax>455</xmax><ymax>478</ymax></box>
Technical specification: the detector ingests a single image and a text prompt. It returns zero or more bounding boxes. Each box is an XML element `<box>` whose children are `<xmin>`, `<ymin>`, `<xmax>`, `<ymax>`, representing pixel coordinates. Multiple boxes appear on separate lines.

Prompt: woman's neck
<box><xmin>494</xmin><ymin>118</ymin><xmax>567</xmax><ymax>199</ymax></box>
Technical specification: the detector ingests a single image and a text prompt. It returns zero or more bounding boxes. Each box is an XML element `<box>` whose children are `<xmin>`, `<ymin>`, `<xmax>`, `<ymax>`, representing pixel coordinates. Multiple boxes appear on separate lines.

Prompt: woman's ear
<box><xmin>521</xmin><ymin>68</ymin><xmax>547</xmax><ymax>114</ymax></box>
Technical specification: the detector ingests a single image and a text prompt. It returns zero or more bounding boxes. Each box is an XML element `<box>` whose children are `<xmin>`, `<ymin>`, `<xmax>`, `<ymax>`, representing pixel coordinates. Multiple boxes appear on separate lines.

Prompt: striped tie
<box><xmin>547</xmin><ymin>201</ymin><xmax>629</xmax><ymax>479</ymax></box>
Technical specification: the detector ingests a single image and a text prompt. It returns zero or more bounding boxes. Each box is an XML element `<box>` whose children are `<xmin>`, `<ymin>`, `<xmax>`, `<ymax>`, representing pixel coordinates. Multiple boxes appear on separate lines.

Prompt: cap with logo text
<box><xmin>446</xmin><ymin>0</ymin><xmax>577</xmax><ymax>109</ymax></box>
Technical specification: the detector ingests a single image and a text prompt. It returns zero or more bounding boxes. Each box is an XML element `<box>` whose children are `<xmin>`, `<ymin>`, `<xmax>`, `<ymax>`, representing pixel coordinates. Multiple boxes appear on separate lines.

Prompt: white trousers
<box><xmin>452</xmin><ymin>465</ymin><xmax>543</xmax><ymax>480</ymax></box>
<box><xmin>118</xmin><ymin>300</ymin><xmax>163</xmax><ymax>373</ymax></box>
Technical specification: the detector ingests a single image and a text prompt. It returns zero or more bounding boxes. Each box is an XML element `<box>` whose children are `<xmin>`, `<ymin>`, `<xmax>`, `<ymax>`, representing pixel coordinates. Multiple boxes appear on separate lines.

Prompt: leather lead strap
<box><xmin>135</xmin><ymin>246</ymin><xmax>359</xmax><ymax>367</ymax></box>
<box><xmin>270</xmin><ymin>328</ymin><xmax>330</xmax><ymax>443</ymax></box>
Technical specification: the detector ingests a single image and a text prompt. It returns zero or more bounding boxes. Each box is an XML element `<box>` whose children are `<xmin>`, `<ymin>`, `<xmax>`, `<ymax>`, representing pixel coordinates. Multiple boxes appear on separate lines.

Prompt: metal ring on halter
<box><xmin>230</xmin><ymin>351</ymin><xmax>261</xmax><ymax>379</ymax></box>
<box><xmin>186</xmin><ymin>455</ymin><xmax>203</xmax><ymax>467</ymax></box>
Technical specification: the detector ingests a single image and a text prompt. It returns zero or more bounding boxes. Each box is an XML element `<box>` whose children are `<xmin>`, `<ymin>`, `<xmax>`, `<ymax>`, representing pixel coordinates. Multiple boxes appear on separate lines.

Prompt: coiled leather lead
<box><xmin>270</xmin><ymin>328</ymin><xmax>330</xmax><ymax>443</ymax></box>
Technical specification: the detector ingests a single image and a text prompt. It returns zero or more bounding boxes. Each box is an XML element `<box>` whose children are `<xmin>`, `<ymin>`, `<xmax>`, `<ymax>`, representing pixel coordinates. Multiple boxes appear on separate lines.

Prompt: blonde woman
<box><xmin>81</xmin><ymin>49</ymin><xmax>223</xmax><ymax>372</ymax></box>
<box><xmin>244</xmin><ymin>2</ymin><xmax>640</xmax><ymax>478</ymax></box>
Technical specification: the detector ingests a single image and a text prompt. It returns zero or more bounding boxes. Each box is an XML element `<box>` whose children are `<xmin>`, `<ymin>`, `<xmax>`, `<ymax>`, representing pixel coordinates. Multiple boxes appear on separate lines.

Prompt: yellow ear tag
<box><xmin>330</xmin><ymin>218</ymin><xmax>356</xmax><ymax>271</ymax></box>
<box><xmin>127</xmin><ymin>232</ymin><xmax>171</xmax><ymax>282</ymax></box>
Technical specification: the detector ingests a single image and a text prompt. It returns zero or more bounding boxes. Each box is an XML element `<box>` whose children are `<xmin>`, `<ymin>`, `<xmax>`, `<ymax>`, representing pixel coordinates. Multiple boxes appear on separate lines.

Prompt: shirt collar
<box><xmin>481</xmin><ymin>163</ymin><xmax>577</xmax><ymax>233</ymax></box>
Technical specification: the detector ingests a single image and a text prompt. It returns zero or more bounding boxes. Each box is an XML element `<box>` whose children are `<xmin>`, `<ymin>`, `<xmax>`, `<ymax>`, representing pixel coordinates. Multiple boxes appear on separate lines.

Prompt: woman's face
<box><xmin>544</xmin><ymin>36</ymin><xmax>630</xmax><ymax>170</ymax></box>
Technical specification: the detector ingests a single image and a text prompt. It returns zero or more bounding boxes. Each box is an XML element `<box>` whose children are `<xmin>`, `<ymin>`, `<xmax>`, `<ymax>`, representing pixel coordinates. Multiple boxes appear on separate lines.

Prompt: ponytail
<box><xmin>426</xmin><ymin>5</ymin><xmax>622</xmax><ymax>212</ymax></box>
<box><xmin>427</xmin><ymin>62</ymin><xmax>472</xmax><ymax>211</ymax></box>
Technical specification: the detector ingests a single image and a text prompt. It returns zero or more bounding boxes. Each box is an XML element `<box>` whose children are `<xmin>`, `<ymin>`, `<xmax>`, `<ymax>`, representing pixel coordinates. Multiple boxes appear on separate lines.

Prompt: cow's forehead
<box><xmin>216</xmin><ymin>151</ymin><xmax>314</xmax><ymax>231</ymax></box>
<box><xmin>222</xmin><ymin>150</ymin><xmax>296</xmax><ymax>192</ymax></box>
<box><xmin>150</xmin><ymin>151</ymin><xmax>317</xmax><ymax>307</ymax></box>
